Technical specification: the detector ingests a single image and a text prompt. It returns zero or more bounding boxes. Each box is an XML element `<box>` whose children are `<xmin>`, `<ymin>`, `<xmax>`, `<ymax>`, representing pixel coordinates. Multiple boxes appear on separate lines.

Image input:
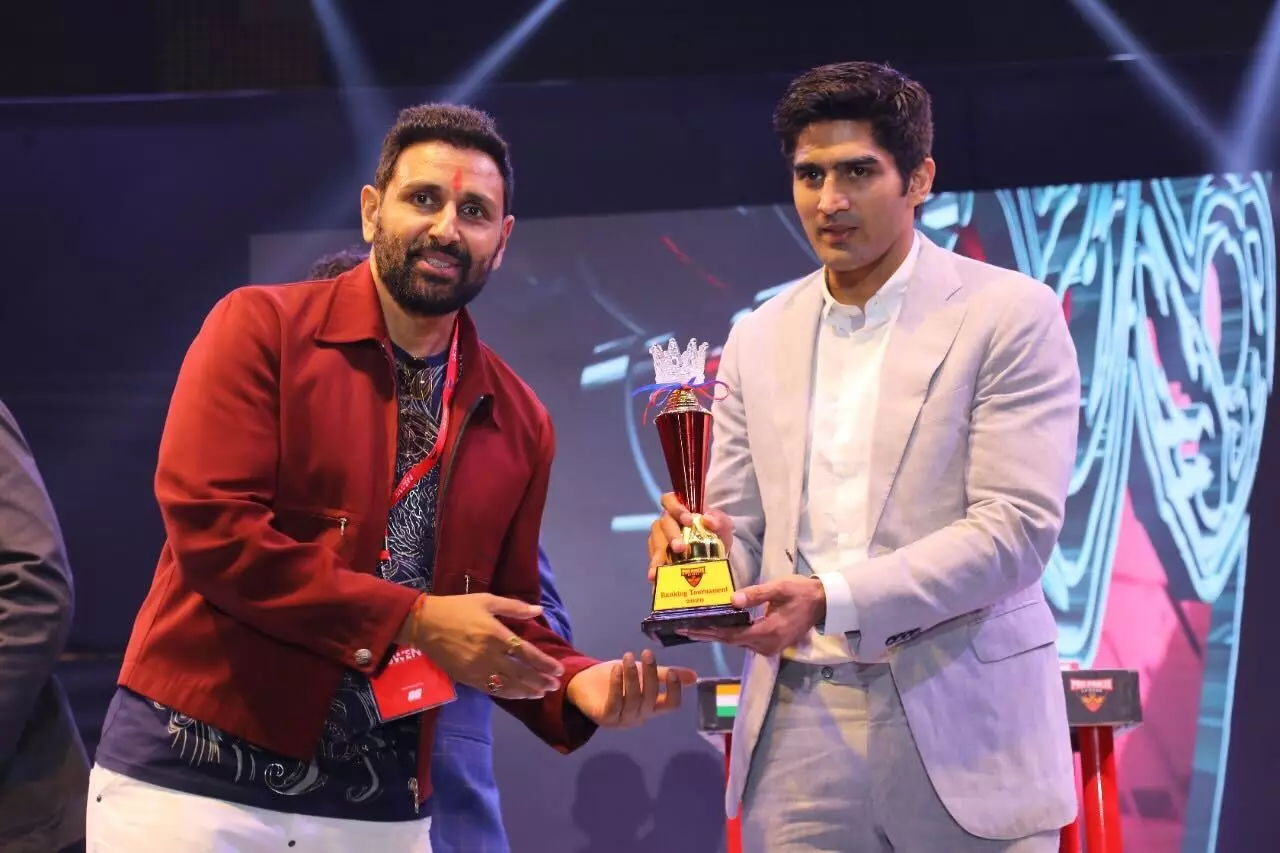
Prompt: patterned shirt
<box><xmin>96</xmin><ymin>344</ymin><xmax>451</xmax><ymax>821</ymax></box>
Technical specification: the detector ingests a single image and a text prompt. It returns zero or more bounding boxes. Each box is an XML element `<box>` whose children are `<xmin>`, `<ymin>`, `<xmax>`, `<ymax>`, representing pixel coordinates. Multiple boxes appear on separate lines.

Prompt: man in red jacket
<box><xmin>86</xmin><ymin>103</ymin><xmax>693</xmax><ymax>852</ymax></box>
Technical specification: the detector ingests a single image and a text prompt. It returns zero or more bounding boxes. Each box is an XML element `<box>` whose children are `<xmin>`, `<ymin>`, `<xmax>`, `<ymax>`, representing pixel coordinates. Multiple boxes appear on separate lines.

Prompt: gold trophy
<box><xmin>640</xmin><ymin>338</ymin><xmax>750</xmax><ymax>647</ymax></box>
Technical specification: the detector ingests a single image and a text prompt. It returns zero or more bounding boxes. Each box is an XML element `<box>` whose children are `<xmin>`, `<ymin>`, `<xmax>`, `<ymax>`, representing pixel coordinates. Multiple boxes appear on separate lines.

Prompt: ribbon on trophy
<box><xmin>631</xmin><ymin>378</ymin><xmax>730</xmax><ymax>423</ymax></box>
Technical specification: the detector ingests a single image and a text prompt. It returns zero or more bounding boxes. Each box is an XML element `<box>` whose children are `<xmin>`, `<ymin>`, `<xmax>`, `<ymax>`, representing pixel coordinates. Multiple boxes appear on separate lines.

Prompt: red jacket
<box><xmin>118</xmin><ymin>261</ymin><xmax>599</xmax><ymax>802</ymax></box>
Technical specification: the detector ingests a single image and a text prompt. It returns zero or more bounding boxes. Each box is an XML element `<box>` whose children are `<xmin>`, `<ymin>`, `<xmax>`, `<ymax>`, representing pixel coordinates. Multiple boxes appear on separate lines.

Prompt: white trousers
<box><xmin>86</xmin><ymin>764</ymin><xmax>433</xmax><ymax>853</ymax></box>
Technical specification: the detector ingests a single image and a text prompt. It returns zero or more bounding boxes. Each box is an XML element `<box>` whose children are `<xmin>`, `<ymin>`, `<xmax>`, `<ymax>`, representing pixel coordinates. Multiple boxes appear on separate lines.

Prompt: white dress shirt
<box><xmin>786</xmin><ymin>232</ymin><xmax>921</xmax><ymax>664</ymax></box>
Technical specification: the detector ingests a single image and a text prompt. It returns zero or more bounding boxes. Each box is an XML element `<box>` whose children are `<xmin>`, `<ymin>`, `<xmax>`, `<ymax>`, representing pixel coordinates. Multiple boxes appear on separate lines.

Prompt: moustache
<box><xmin>409</xmin><ymin>238</ymin><xmax>469</xmax><ymax>265</ymax></box>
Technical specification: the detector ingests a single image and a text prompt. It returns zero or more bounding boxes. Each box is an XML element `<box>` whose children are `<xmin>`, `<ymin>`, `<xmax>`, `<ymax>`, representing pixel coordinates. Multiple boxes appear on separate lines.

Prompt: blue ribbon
<box><xmin>631</xmin><ymin>380</ymin><xmax>729</xmax><ymax>422</ymax></box>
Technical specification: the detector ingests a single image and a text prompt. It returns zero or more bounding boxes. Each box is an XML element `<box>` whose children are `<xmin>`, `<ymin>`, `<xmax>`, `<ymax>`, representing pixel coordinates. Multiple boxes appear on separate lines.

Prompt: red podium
<box><xmin>695</xmin><ymin>668</ymin><xmax>1142</xmax><ymax>853</ymax></box>
<box><xmin>1058</xmin><ymin>668</ymin><xmax>1143</xmax><ymax>853</ymax></box>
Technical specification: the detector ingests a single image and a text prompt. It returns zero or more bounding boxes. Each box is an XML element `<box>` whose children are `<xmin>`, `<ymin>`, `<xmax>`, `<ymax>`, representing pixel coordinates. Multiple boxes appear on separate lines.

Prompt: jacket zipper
<box><xmin>418</xmin><ymin>394</ymin><xmax>484</xmax><ymax>809</ymax></box>
<box><xmin>382</xmin><ymin>342</ymin><xmax>487</xmax><ymax>811</ymax></box>
<box><xmin>296</xmin><ymin>510</ymin><xmax>349</xmax><ymax>535</ymax></box>
<box><xmin>431</xmin><ymin>393</ymin><xmax>486</xmax><ymax>597</ymax></box>
<box><xmin>403</xmin><ymin>393</ymin><xmax>484</xmax><ymax>813</ymax></box>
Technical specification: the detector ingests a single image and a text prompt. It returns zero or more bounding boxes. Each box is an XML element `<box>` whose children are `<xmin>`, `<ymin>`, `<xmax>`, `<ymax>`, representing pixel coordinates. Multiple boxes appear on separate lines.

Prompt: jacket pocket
<box><xmin>431</xmin><ymin>570</ymin><xmax>494</xmax><ymax>597</ymax></box>
<box><xmin>970</xmin><ymin>600</ymin><xmax>1058</xmax><ymax>662</ymax></box>
<box><xmin>273</xmin><ymin>506</ymin><xmax>355</xmax><ymax>541</ymax></box>
<box><xmin>462</xmin><ymin>573</ymin><xmax>491</xmax><ymax>595</ymax></box>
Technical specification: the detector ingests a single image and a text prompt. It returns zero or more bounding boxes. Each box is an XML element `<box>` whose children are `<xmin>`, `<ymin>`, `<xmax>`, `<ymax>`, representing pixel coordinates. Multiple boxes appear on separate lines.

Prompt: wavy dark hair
<box><xmin>773</xmin><ymin>61</ymin><xmax>933</xmax><ymax>190</ymax></box>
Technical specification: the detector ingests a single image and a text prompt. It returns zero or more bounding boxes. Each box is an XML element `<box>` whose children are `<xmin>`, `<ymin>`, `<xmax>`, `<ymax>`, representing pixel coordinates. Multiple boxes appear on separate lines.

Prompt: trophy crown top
<box><xmin>649</xmin><ymin>337</ymin><xmax>709</xmax><ymax>385</ymax></box>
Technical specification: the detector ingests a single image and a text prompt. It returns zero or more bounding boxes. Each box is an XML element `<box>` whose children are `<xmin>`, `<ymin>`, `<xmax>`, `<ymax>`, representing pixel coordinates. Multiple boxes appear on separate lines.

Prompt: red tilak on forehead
<box><xmin>450</xmin><ymin>168</ymin><xmax>463</xmax><ymax>194</ymax></box>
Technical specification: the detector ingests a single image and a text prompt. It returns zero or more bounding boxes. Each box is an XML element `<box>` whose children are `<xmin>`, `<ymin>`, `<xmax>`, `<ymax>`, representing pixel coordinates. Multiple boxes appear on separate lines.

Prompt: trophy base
<box><xmin>644</xmin><ymin>556</ymin><xmax>745</xmax><ymax>647</ymax></box>
<box><xmin>641</xmin><ymin>605</ymin><xmax>751</xmax><ymax>648</ymax></box>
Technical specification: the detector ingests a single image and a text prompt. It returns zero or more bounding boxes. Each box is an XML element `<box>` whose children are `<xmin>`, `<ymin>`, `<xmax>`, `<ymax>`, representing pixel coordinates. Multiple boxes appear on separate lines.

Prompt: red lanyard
<box><xmin>381</xmin><ymin>321</ymin><xmax>461</xmax><ymax>563</ymax></box>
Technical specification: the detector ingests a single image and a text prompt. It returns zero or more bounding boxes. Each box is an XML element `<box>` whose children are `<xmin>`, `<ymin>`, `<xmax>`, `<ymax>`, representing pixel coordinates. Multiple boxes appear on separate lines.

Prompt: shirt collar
<box><xmin>821</xmin><ymin>230</ymin><xmax>921</xmax><ymax>327</ymax></box>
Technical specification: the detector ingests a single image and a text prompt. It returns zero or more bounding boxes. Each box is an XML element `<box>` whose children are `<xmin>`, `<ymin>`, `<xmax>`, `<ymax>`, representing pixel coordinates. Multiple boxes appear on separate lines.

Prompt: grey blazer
<box><xmin>0</xmin><ymin>400</ymin><xmax>88</xmax><ymax>852</ymax></box>
<box><xmin>707</xmin><ymin>235</ymin><xmax>1080</xmax><ymax>840</ymax></box>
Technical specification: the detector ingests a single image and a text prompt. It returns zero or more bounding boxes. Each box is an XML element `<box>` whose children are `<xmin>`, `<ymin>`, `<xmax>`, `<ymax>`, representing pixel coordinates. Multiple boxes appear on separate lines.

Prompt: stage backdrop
<box><xmin>252</xmin><ymin>170</ymin><xmax>1275</xmax><ymax>853</ymax></box>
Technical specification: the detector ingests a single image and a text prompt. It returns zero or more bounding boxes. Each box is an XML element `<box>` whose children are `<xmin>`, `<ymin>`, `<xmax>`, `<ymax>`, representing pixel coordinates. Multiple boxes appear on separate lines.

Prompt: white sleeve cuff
<box><xmin>815</xmin><ymin>572</ymin><xmax>858</xmax><ymax>635</ymax></box>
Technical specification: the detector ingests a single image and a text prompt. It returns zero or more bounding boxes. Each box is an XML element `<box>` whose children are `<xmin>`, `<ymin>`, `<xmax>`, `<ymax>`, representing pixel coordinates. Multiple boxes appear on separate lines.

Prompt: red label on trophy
<box><xmin>639</xmin><ymin>337</ymin><xmax>751</xmax><ymax>647</ymax></box>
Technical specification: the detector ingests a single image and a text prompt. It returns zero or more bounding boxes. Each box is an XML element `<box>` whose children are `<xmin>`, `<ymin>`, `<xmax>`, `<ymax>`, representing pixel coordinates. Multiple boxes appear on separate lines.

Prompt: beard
<box><xmin>371</xmin><ymin>220</ymin><xmax>496</xmax><ymax>317</ymax></box>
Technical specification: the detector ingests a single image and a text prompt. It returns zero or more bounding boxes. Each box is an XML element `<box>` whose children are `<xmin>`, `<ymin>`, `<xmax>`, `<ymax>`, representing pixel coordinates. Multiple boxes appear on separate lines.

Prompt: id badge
<box><xmin>369</xmin><ymin>646</ymin><xmax>457</xmax><ymax>722</ymax></box>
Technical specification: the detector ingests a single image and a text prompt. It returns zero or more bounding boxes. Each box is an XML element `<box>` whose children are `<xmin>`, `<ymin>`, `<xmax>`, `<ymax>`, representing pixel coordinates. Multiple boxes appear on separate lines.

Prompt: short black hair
<box><xmin>773</xmin><ymin>61</ymin><xmax>933</xmax><ymax>190</ymax></box>
<box><xmin>373</xmin><ymin>103</ymin><xmax>514</xmax><ymax>215</ymax></box>
<box><xmin>306</xmin><ymin>246</ymin><xmax>368</xmax><ymax>279</ymax></box>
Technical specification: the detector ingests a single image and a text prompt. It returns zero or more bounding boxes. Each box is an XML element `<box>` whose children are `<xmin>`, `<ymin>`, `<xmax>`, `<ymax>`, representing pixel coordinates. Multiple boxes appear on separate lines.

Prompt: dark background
<box><xmin>1</xmin><ymin>1</ymin><xmax>1277</xmax><ymax>849</ymax></box>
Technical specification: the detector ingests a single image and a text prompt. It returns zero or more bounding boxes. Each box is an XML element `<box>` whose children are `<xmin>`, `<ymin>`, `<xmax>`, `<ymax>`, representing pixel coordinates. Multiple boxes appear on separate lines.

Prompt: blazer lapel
<box><xmin>771</xmin><ymin>270</ymin><xmax>825</xmax><ymax>545</ymax></box>
<box><xmin>867</xmin><ymin>238</ymin><xmax>968</xmax><ymax>540</ymax></box>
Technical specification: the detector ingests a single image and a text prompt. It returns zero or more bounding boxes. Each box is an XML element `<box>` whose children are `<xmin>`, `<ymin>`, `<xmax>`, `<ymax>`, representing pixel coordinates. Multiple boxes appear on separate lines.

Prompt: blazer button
<box><xmin>354</xmin><ymin>648</ymin><xmax>373</xmax><ymax>667</ymax></box>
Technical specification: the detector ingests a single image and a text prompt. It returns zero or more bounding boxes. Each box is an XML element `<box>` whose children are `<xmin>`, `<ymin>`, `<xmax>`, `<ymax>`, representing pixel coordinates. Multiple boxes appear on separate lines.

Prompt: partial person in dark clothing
<box><xmin>0</xmin><ymin>399</ymin><xmax>90</xmax><ymax>853</ymax></box>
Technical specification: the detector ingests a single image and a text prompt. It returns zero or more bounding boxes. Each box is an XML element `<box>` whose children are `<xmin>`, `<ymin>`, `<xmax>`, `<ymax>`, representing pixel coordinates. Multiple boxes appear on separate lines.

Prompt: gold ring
<box><xmin>486</xmin><ymin>674</ymin><xmax>503</xmax><ymax>694</ymax></box>
<box><xmin>505</xmin><ymin>635</ymin><xmax>523</xmax><ymax>657</ymax></box>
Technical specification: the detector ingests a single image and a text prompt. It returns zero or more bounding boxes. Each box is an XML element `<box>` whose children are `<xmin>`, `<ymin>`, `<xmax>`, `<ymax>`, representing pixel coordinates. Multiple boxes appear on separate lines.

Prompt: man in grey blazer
<box><xmin>0</xmin><ymin>399</ymin><xmax>89</xmax><ymax>853</ymax></box>
<box><xmin>648</xmin><ymin>62</ymin><xmax>1080</xmax><ymax>851</ymax></box>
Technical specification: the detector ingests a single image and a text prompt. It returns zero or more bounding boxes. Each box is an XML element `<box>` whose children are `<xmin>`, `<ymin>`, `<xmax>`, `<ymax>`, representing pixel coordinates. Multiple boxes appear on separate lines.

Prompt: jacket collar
<box><xmin>315</xmin><ymin>259</ymin><xmax>499</xmax><ymax>411</ymax></box>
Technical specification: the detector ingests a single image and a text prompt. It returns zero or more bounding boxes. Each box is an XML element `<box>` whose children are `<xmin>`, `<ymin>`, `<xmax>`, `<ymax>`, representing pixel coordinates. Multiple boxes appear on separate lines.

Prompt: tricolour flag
<box><xmin>715</xmin><ymin>683</ymin><xmax>740</xmax><ymax>718</ymax></box>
